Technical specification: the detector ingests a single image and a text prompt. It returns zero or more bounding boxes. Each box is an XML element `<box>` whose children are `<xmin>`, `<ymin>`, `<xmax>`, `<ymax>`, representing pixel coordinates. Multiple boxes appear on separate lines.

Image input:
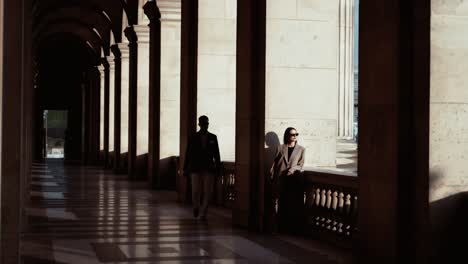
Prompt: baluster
<box><xmin>326</xmin><ymin>190</ymin><xmax>332</xmax><ymax>209</ymax></box>
<box><xmin>332</xmin><ymin>220</ymin><xmax>338</xmax><ymax>232</ymax></box>
<box><xmin>345</xmin><ymin>194</ymin><xmax>351</xmax><ymax>215</ymax></box>
<box><xmin>274</xmin><ymin>198</ymin><xmax>279</xmax><ymax>214</ymax></box>
<box><xmin>338</xmin><ymin>192</ymin><xmax>345</xmax><ymax>212</ymax></box>
<box><xmin>320</xmin><ymin>190</ymin><xmax>327</xmax><ymax>207</ymax></box>
<box><xmin>315</xmin><ymin>188</ymin><xmax>321</xmax><ymax>206</ymax></box>
<box><xmin>353</xmin><ymin>195</ymin><xmax>358</xmax><ymax>215</ymax></box>
<box><xmin>345</xmin><ymin>225</ymin><xmax>351</xmax><ymax>236</ymax></box>
<box><xmin>304</xmin><ymin>191</ymin><xmax>307</xmax><ymax>205</ymax></box>
<box><xmin>311</xmin><ymin>191</ymin><xmax>316</xmax><ymax>207</ymax></box>
<box><xmin>338</xmin><ymin>223</ymin><xmax>343</xmax><ymax>234</ymax></box>
<box><xmin>332</xmin><ymin>191</ymin><xmax>338</xmax><ymax>210</ymax></box>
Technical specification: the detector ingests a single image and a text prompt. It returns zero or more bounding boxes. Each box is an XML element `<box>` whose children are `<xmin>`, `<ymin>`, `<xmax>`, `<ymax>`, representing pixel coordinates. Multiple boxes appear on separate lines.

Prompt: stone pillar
<box><xmin>338</xmin><ymin>0</ymin><xmax>356</xmax><ymax>139</ymax></box>
<box><xmin>83</xmin><ymin>71</ymin><xmax>92</xmax><ymax>164</ymax></box>
<box><xmin>158</xmin><ymin>0</ymin><xmax>182</xmax><ymax>190</ymax></box>
<box><xmin>134</xmin><ymin>25</ymin><xmax>150</xmax><ymax>180</ymax></box>
<box><xmin>124</xmin><ymin>26</ymin><xmax>138</xmax><ymax>180</ymax></box>
<box><xmin>1</xmin><ymin>0</ymin><xmax>29</xmax><ymax>261</ymax></box>
<box><xmin>102</xmin><ymin>58</ymin><xmax>110</xmax><ymax>168</ymax></box>
<box><xmin>197</xmin><ymin>0</ymin><xmax>237</xmax><ymax>161</ymax></box>
<box><xmin>92</xmin><ymin>66</ymin><xmax>102</xmax><ymax>164</ymax></box>
<box><xmin>107</xmin><ymin>55</ymin><xmax>115</xmax><ymax>167</ymax></box>
<box><xmin>179</xmin><ymin>0</ymin><xmax>198</xmax><ymax>202</ymax></box>
<box><xmin>111</xmin><ymin>45</ymin><xmax>122</xmax><ymax>172</ymax></box>
<box><xmin>98</xmin><ymin>64</ymin><xmax>105</xmax><ymax>160</ymax></box>
<box><xmin>234</xmin><ymin>0</ymin><xmax>266</xmax><ymax>229</ymax></box>
<box><xmin>357</xmin><ymin>0</ymin><xmax>429</xmax><ymax>262</ymax></box>
<box><xmin>144</xmin><ymin>1</ymin><xmax>162</xmax><ymax>189</ymax></box>
<box><xmin>119</xmin><ymin>43</ymin><xmax>130</xmax><ymax>172</ymax></box>
<box><xmin>87</xmin><ymin>66</ymin><xmax>100</xmax><ymax>165</ymax></box>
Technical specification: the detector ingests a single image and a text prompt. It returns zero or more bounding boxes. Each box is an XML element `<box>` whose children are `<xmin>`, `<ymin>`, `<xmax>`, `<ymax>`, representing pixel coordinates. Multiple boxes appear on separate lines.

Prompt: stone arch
<box><xmin>35</xmin><ymin>21</ymin><xmax>105</xmax><ymax>56</ymax></box>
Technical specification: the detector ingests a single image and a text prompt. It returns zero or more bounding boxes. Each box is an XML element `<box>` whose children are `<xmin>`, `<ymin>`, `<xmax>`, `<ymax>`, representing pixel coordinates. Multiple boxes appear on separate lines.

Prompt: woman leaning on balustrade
<box><xmin>269</xmin><ymin>127</ymin><xmax>306</xmax><ymax>234</ymax></box>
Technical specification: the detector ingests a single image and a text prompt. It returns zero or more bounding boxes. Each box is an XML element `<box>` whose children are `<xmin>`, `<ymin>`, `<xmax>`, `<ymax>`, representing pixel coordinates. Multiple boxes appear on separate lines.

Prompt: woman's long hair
<box><xmin>283</xmin><ymin>127</ymin><xmax>296</xmax><ymax>144</ymax></box>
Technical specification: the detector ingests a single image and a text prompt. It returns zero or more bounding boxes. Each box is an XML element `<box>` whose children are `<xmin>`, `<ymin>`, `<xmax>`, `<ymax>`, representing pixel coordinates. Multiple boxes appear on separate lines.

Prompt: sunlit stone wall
<box><xmin>135</xmin><ymin>25</ymin><xmax>150</xmax><ymax>156</ymax></box>
<box><xmin>99</xmin><ymin>65</ymin><xmax>105</xmax><ymax>151</ymax></box>
<box><xmin>430</xmin><ymin>1</ymin><xmax>468</xmax><ymax>201</ymax></box>
<box><xmin>119</xmin><ymin>43</ymin><xmax>129</xmax><ymax>154</ymax></box>
<box><xmin>265</xmin><ymin>0</ymin><xmax>339</xmax><ymax>167</ymax></box>
<box><xmin>160</xmin><ymin>20</ymin><xmax>181</xmax><ymax>159</ymax></box>
<box><xmin>107</xmin><ymin>56</ymin><xmax>115</xmax><ymax>152</ymax></box>
<box><xmin>197</xmin><ymin>0</ymin><xmax>237</xmax><ymax>161</ymax></box>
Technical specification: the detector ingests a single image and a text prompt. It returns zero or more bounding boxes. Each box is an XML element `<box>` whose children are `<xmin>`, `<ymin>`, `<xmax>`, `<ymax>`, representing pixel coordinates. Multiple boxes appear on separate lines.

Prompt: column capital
<box><xmin>143</xmin><ymin>1</ymin><xmax>161</xmax><ymax>22</ymax></box>
<box><xmin>118</xmin><ymin>43</ymin><xmax>130</xmax><ymax>59</ymax></box>
<box><xmin>124</xmin><ymin>26</ymin><xmax>138</xmax><ymax>44</ymax></box>
<box><xmin>110</xmin><ymin>44</ymin><xmax>122</xmax><ymax>59</ymax></box>
<box><xmin>106</xmin><ymin>55</ymin><xmax>116</xmax><ymax>70</ymax></box>
<box><xmin>133</xmin><ymin>25</ymin><xmax>150</xmax><ymax>44</ymax></box>
<box><xmin>157</xmin><ymin>0</ymin><xmax>181</xmax><ymax>22</ymax></box>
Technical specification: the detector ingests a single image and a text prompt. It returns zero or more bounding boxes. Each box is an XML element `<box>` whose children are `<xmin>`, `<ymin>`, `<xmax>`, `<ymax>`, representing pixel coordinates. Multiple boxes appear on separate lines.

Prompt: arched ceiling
<box><xmin>32</xmin><ymin>0</ymin><xmax>141</xmax><ymax>62</ymax></box>
<box><xmin>36</xmin><ymin>21</ymin><xmax>103</xmax><ymax>57</ymax></box>
<box><xmin>32</xmin><ymin>0</ymin><xmax>180</xmax><ymax>64</ymax></box>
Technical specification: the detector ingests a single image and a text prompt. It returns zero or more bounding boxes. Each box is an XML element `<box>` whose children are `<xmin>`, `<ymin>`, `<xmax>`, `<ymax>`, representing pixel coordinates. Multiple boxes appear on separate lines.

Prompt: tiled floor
<box><xmin>21</xmin><ymin>160</ymin><xmax>352</xmax><ymax>264</ymax></box>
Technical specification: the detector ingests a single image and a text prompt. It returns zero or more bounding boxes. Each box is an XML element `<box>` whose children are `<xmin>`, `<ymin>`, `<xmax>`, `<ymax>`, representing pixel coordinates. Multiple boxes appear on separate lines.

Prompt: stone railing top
<box><xmin>303</xmin><ymin>169</ymin><xmax>358</xmax><ymax>190</ymax></box>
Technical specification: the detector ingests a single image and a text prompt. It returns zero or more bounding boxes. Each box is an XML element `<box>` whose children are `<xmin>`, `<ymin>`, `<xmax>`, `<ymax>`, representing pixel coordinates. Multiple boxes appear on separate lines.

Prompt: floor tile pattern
<box><xmin>22</xmin><ymin>161</ymin><xmax>351</xmax><ymax>263</ymax></box>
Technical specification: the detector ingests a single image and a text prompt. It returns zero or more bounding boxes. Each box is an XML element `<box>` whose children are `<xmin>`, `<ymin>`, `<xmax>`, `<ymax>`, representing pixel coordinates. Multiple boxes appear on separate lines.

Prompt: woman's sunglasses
<box><xmin>290</xmin><ymin>133</ymin><xmax>299</xmax><ymax>137</ymax></box>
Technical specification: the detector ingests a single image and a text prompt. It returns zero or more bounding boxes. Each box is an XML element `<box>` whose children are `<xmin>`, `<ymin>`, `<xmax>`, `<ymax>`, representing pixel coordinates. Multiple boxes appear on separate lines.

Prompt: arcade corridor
<box><xmin>22</xmin><ymin>161</ymin><xmax>351</xmax><ymax>263</ymax></box>
<box><xmin>5</xmin><ymin>0</ymin><xmax>468</xmax><ymax>263</ymax></box>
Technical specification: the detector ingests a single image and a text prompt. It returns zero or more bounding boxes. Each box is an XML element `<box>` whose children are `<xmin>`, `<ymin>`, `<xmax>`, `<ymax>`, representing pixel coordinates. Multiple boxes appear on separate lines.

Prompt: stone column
<box><xmin>98</xmin><ymin>64</ymin><xmax>105</xmax><ymax>161</ymax></box>
<box><xmin>179</xmin><ymin>0</ymin><xmax>198</xmax><ymax>202</ymax></box>
<box><xmin>144</xmin><ymin>1</ymin><xmax>162</xmax><ymax>189</ymax></box>
<box><xmin>134</xmin><ymin>24</ymin><xmax>150</xmax><ymax>179</ymax></box>
<box><xmin>106</xmin><ymin>55</ymin><xmax>115</xmax><ymax>168</ymax></box>
<box><xmin>102</xmin><ymin>58</ymin><xmax>110</xmax><ymax>168</ymax></box>
<box><xmin>234</xmin><ymin>0</ymin><xmax>266</xmax><ymax>229</ymax></box>
<box><xmin>83</xmin><ymin>70</ymin><xmax>92</xmax><ymax>164</ymax></box>
<box><xmin>92</xmin><ymin>66</ymin><xmax>102</xmax><ymax>164</ymax></box>
<box><xmin>118</xmin><ymin>43</ymin><xmax>130</xmax><ymax>172</ymax></box>
<box><xmin>357</xmin><ymin>0</ymin><xmax>429</xmax><ymax>262</ymax></box>
<box><xmin>158</xmin><ymin>0</ymin><xmax>182</xmax><ymax>190</ymax></box>
<box><xmin>111</xmin><ymin>45</ymin><xmax>122</xmax><ymax>172</ymax></box>
<box><xmin>338</xmin><ymin>0</ymin><xmax>356</xmax><ymax>139</ymax></box>
<box><xmin>89</xmin><ymin>66</ymin><xmax>100</xmax><ymax>165</ymax></box>
<box><xmin>1</xmin><ymin>0</ymin><xmax>30</xmax><ymax>261</ymax></box>
<box><xmin>124</xmin><ymin>26</ymin><xmax>138</xmax><ymax>180</ymax></box>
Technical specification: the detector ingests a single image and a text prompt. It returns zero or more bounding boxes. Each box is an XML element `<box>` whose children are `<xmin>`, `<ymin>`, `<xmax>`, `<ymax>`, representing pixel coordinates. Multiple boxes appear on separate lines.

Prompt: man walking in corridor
<box><xmin>183</xmin><ymin>115</ymin><xmax>221</xmax><ymax>221</ymax></box>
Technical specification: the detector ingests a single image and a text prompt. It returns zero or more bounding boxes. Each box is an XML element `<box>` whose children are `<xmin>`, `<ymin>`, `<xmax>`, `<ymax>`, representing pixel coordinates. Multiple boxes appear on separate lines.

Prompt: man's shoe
<box><xmin>193</xmin><ymin>208</ymin><xmax>199</xmax><ymax>218</ymax></box>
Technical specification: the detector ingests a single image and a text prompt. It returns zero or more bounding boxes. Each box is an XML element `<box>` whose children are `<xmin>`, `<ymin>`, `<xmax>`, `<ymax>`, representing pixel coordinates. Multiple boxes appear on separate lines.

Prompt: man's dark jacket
<box><xmin>183</xmin><ymin>131</ymin><xmax>221</xmax><ymax>175</ymax></box>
